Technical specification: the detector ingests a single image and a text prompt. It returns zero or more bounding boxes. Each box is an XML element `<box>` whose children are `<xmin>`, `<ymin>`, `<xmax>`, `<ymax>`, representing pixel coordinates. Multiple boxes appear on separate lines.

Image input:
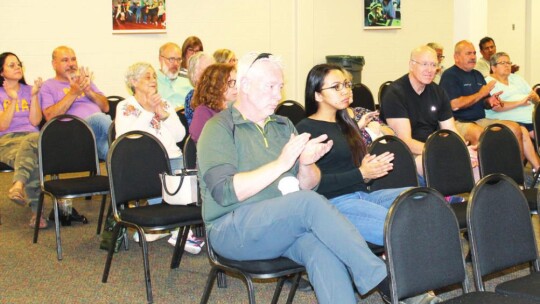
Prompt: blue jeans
<box><xmin>329</xmin><ymin>187</ymin><xmax>409</xmax><ymax>246</ymax></box>
<box><xmin>148</xmin><ymin>157</ymin><xmax>184</xmax><ymax>205</ymax></box>
<box><xmin>209</xmin><ymin>190</ymin><xmax>387</xmax><ymax>304</ymax></box>
<box><xmin>85</xmin><ymin>112</ymin><xmax>112</xmax><ymax>161</ymax></box>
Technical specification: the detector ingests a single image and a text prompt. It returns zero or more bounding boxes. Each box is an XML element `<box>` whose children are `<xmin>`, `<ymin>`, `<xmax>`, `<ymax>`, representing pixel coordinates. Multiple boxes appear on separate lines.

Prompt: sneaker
<box><xmin>168</xmin><ymin>229</ymin><xmax>205</xmax><ymax>254</ymax></box>
<box><xmin>381</xmin><ymin>292</ymin><xmax>442</xmax><ymax>304</ymax></box>
<box><xmin>132</xmin><ymin>231</ymin><xmax>169</xmax><ymax>243</ymax></box>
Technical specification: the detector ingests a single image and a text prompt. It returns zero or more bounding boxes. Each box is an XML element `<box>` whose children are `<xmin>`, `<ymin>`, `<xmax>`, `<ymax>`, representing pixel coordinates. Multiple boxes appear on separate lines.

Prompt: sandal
<box><xmin>8</xmin><ymin>187</ymin><xmax>27</xmax><ymax>206</ymax></box>
<box><xmin>29</xmin><ymin>214</ymin><xmax>48</xmax><ymax>229</ymax></box>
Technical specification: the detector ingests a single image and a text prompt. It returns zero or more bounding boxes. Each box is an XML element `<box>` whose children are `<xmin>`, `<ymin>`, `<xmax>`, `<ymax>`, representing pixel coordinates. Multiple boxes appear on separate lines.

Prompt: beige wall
<box><xmin>0</xmin><ymin>0</ymin><xmax>536</xmax><ymax>105</ymax></box>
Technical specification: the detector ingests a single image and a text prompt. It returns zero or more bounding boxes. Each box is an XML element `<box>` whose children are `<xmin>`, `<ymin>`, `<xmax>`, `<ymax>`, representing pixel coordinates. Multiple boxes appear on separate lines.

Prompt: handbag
<box><xmin>99</xmin><ymin>212</ymin><xmax>126</xmax><ymax>253</ymax></box>
<box><xmin>160</xmin><ymin>169</ymin><xmax>198</xmax><ymax>205</ymax></box>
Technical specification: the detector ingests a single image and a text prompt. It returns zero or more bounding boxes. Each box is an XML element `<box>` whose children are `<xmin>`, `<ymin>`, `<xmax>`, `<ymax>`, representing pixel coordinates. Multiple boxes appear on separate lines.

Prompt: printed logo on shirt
<box><xmin>3</xmin><ymin>99</ymin><xmax>29</xmax><ymax>112</ymax></box>
<box><xmin>62</xmin><ymin>87</ymin><xmax>86</xmax><ymax>99</ymax></box>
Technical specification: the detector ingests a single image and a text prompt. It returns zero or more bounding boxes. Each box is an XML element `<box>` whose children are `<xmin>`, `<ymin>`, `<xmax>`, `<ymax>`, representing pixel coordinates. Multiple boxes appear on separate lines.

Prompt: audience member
<box><xmin>295</xmin><ymin>64</ymin><xmax>410</xmax><ymax>247</ymax></box>
<box><xmin>198</xmin><ymin>52</ymin><xmax>390</xmax><ymax>304</ymax></box>
<box><xmin>180</xmin><ymin>36</ymin><xmax>203</xmax><ymax>77</ymax></box>
<box><xmin>485</xmin><ymin>52</ymin><xmax>540</xmax><ymax>139</ymax></box>
<box><xmin>40</xmin><ymin>46</ymin><xmax>111</xmax><ymax>161</ymax></box>
<box><xmin>382</xmin><ymin>45</ymin><xmax>475</xmax><ymax>175</ymax></box>
<box><xmin>440</xmin><ymin>40</ymin><xmax>539</xmax><ymax>170</ymax></box>
<box><xmin>0</xmin><ymin>52</ymin><xmax>45</xmax><ymax>228</ymax></box>
<box><xmin>426</xmin><ymin>42</ymin><xmax>445</xmax><ymax>84</ymax></box>
<box><xmin>189</xmin><ymin>63</ymin><xmax>237</xmax><ymax>143</ymax></box>
<box><xmin>183</xmin><ymin>52</ymin><xmax>214</xmax><ymax>126</ymax></box>
<box><xmin>475</xmin><ymin>37</ymin><xmax>519</xmax><ymax>77</ymax></box>
<box><xmin>157</xmin><ymin>42</ymin><xmax>192</xmax><ymax>110</ymax></box>
<box><xmin>213</xmin><ymin>48</ymin><xmax>237</xmax><ymax>65</ymax></box>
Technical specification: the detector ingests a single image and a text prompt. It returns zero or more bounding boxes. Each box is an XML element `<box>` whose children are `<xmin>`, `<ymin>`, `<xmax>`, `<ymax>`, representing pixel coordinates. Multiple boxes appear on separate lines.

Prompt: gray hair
<box><xmin>236</xmin><ymin>52</ymin><xmax>283</xmax><ymax>88</ymax></box>
<box><xmin>124</xmin><ymin>62</ymin><xmax>154</xmax><ymax>95</ymax></box>
<box><xmin>490</xmin><ymin>52</ymin><xmax>510</xmax><ymax>66</ymax></box>
<box><xmin>187</xmin><ymin>52</ymin><xmax>213</xmax><ymax>86</ymax></box>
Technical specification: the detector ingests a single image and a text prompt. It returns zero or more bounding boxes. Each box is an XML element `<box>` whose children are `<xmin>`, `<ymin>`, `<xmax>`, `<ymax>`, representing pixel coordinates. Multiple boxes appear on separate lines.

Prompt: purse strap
<box><xmin>161</xmin><ymin>171</ymin><xmax>184</xmax><ymax>196</ymax></box>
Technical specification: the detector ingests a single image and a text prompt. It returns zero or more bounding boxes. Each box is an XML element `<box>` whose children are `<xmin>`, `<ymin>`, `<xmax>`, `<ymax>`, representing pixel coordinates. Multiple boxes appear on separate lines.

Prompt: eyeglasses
<box><xmin>227</xmin><ymin>79</ymin><xmax>236</xmax><ymax>88</ymax></box>
<box><xmin>6</xmin><ymin>62</ymin><xmax>23</xmax><ymax>69</ymax></box>
<box><xmin>160</xmin><ymin>56</ymin><xmax>181</xmax><ymax>64</ymax></box>
<box><xmin>411</xmin><ymin>59</ymin><xmax>438</xmax><ymax>69</ymax></box>
<box><xmin>250</xmin><ymin>52</ymin><xmax>272</xmax><ymax>68</ymax></box>
<box><xmin>495</xmin><ymin>61</ymin><xmax>513</xmax><ymax>66</ymax></box>
<box><xmin>321</xmin><ymin>81</ymin><xmax>353</xmax><ymax>92</ymax></box>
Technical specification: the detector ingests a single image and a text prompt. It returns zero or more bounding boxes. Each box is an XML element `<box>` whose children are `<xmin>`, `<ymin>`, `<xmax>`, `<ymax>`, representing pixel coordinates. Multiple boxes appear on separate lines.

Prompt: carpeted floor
<box><xmin>0</xmin><ymin>168</ymin><xmax>538</xmax><ymax>304</ymax></box>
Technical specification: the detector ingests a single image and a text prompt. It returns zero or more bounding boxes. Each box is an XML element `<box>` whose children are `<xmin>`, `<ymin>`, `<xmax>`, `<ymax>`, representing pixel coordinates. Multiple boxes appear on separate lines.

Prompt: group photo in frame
<box><xmin>364</xmin><ymin>0</ymin><xmax>401</xmax><ymax>29</ymax></box>
<box><xmin>112</xmin><ymin>0</ymin><xmax>167</xmax><ymax>34</ymax></box>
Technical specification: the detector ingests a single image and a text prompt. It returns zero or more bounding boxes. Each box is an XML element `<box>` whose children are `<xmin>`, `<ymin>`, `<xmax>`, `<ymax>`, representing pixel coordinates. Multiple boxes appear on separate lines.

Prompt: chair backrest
<box><xmin>183</xmin><ymin>135</ymin><xmax>197</xmax><ymax>170</ymax></box>
<box><xmin>385</xmin><ymin>187</ymin><xmax>467</xmax><ymax>301</ymax></box>
<box><xmin>106</xmin><ymin>95</ymin><xmax>124</xmax><ymax>120</ymax></box>
<box><xmin>533</xmin><ymin>83</ymin><xmax>540</xmax><ymax>98</ymax></box>
<box><xmin>477</xmin><ymin>124</ymin><xmax>525</xmax><ymax>185</ymax></box>
<box><xmin>275</xmin><ymin>100</ymin><xmax>306</xmax><ymax>126</ymax></box>
<box><xmin>0</xmin><ymin>161</ymin><xmax>14</xmax><ymax>172</ymax></box>
<box><xmin>108</xmin><ymin>131</ymin><xmax>171</xmax><ymax>205</ymax></box>
<box><xmin>378</xmin><ymin>80</ymin><xmax>393</xmax><ymax>108</ymax></box>
<box><xmin>39</xmin><ymin>114</ymin><xmax>99</xmax><ymax>177</ymax></box>
<box><xmin>108</xmin><ymin>120</ymin><xmax>116</xmax><ymax>147</ymax></box>
<box><xmin>533</xmin><ymin>102</ymin><xmax>540</xmax><ymax>153</ymax></box>
<box><xmin>423</xmin><ymin>129</ymin><xmax>475</xmax><ymax>196</ymax></box>
<box><xmin>351</xmin><ymin>83</ymin><xmax>376</xmax><ymax>111</ymax></box>
<box><xmin>368</xmin><ymin>135</ymin><xmax>418</xmax><ymax>191</ymax></box>
<box><xmin>468</xmin><ymin>174</ymin><xmax>539</xmax><ymax>287</ymax></box>
<box><xmin>176</xmin><ymin>109</ymin><xmax>189</xmax><ymax>150</ymax></box>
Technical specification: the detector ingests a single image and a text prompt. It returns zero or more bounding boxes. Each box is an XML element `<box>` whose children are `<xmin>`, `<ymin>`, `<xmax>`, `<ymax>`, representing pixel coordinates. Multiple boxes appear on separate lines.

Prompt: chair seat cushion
<box><xmin>443</xmin><ymin>291</ymin><xmax>538</xmax><ymax>303</ymax></box>
<box><xmin>495</xmin><ymin>272</ymin><xmax>540</xmax><ymax>302</ymax></box>
<box><xmin>121</xmin><ymin>203</ymin><xmax>202</xmax><ymax>227</ymax></box>
<box><xmin>522</xmin><ymin>188</ymin><xmax>538</xmax><ymax>212</ymax></box>
<box><xmin>449</xmin><ymin>201</ymin><xmax>468</xmax><ymax>229</ymax></box>
<box><xmin>216</xmin><ymin>255</ymin><xmax>304</xmax><ymax>276</ymax></box>
<box><xmin>44</xmin><ymin>176</ymin><xmax>109</xmax><ymax>196</ymax></box>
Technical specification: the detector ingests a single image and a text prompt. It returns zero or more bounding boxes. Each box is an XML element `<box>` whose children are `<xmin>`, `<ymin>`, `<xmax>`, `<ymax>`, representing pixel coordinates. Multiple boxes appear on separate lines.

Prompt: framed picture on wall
<box><xmin>112</xmin><ymin>0</ymin><xmax>167</xmax><ymax>34</ymax></box>
<box><xmin>364</xmin><ymin>0</ymin><xmax>401</xmax><ymax>29</ymax></box>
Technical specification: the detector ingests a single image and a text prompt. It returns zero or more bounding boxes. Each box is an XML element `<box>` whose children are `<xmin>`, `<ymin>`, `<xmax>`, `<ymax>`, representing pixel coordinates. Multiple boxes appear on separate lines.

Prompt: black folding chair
<box><xmin>368</xmin><ymin>135</ymin><xmax>418</xmax><ymax>191</ymax></box>
<box><xmin>200</xmin><ymin>228</ymin><xmax>304</xmax><ymax>304</ymax></box>
<box><xmin>351</xmin><ymin>83</ymin><xmax>376</xmax><ymax>111</ymax></box>
<box><xmin>275</xmin><ymin>100</ymin><xmax>306</xmax><ymax>126</ymax></box>
<box><xmin>102</xmin><ymin>131</ymin><xmax>202</xmax><ymax>304</ymax></box>
<box><xmin>385</xmin><ymin>187</ymin><xmax>535</xmax><ymax>304</ymax></box>
<box><xmin>106</xmin><ymin>95</ymin><xmax>124</xmax><ymax>120</ymax></box>
<box><xmin>477</xmin><ymin>124</ymin><xmax>539</xmax><ymax>213</ymax></box>
<box><xmin>377</xmin><ymin>80</ymin><xmax>393</xmax><ymax>110</ymax></box>
<box><xmin>34</xmin><ymin>115</ymin><xmax>109</xmax><ymax>260</ymax></box>
<box><xmin>423</xmin><ymin>129</ymin><xmax>473</xmax><ymax>229</ymax></box>
<box><xmin>468</xmin><ymin>174</ymin><xmax>540</xmax><ymax>302</ymax></box>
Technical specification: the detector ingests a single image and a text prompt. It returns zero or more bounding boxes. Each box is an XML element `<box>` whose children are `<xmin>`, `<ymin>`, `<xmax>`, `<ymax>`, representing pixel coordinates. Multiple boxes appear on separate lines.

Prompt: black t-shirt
<box><xmin>296</xmin><ymin>118</ymin><xmax>367</xmax><ymax>199</ymax></box>
<box><xmin>381</xmin><ymin>74</ymin><xmax>453</xmax><ymax>143</ymax></box>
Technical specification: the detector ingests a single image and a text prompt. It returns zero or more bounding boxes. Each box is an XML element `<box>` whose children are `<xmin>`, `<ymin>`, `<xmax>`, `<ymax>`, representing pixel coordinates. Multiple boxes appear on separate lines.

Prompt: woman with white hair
<box><xmin>183</xmin><ymin>52</ymin><xmax>214</xmax><ymax>126</ymax></box>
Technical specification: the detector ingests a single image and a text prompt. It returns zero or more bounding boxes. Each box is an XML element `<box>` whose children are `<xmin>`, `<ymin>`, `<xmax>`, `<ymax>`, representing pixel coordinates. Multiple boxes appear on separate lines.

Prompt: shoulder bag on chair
<box><xmin>160</xmin><ymin>169</ymin><xmax>198</xmax><ymax>205</ymax></box>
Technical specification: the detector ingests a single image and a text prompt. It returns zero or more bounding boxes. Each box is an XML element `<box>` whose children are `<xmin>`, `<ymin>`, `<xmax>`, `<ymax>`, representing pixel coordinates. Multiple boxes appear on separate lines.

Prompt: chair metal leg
<box><xmin>102</xmin><ymin>223</ymin><xmax>121</xmax><ymax>283</ymax></box>
<box><xmin>139</xmin><ymin>229</ymin><xmax>154</xmax><ymax>304</ymax></box>
<box><xmin>271</xmin><ymin>277</ymin><xmax>287</xmax><ymax>304</ymax></box>
<box><xmin>286</xmin><ymin>273</ymin><xmax>302</xmax><ymax>304</ymax></box>
<box><xmin>52</xmin><ymin>198</ymin><xmax>63</xmax><ymax>260</ymax></box>
<box><xmin>217</xmin><ymin>271</ymin><xmax>227</xmax><ymax>288</ymax></box>
<box><xmin>200</xmin><ymin>267</ymin><xmax>219</xmax><ymax>304</ymax></box>
<box><xmin>170</xmin><ymin>226</ymin><xmax>189</xmax><ymax>269</ymax></box>
<box><xmin>244</xmin><ymin>276</ymin><xmax>256</xmax><ymax>304</ymax></box>
<box><xmin>33</xmin><ymin>192</ymin><xmax>45</xmax><ymax>243</ymax></box>
<box><xmin>96</xmin><ymin>195</ymin><xmax>108</xmax><ymax>235</ymax></box>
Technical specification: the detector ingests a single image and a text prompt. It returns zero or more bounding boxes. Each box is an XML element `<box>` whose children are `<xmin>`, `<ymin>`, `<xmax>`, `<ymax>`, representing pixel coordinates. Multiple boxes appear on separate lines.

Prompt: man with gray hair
<box><xmin>426</xmin><ymin>42</ymin><xmax>445</xmax><ymax>84</ymax></box>
<box><xmin>157</xmin><ymin>42</ymin><xmax>192</xmax><ymax>110</ymax></box>
<box><xmin>197</xmin><ymin>52</ymin><xmax>391</xmax><ymax>303</ymax></box>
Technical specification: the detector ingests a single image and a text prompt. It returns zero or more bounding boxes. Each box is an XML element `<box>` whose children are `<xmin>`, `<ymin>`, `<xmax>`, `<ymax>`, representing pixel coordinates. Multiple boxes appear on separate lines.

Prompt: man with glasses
<box><xmin>157</xmin><ymin>42</ymin><xmax>192</xmax><ymax>110</ymax></box>
<box><xmin>382</xmin><ymin>45</ymin><xmax>465</xmax><ymax>175</ymax></box>
<box><xmin>426</xmin><ymin>42</ymin><xmax>445</xmax><ymax>84</ymax></box>
<box><xmin>439</xmin><ymin>40</ymin><xmax>540</xmax><ymax>173</ymax></box>
<box><xmin>197</xmin><ymin>52</ymin><xmax>392</xmax><ymax>303</ymax></box>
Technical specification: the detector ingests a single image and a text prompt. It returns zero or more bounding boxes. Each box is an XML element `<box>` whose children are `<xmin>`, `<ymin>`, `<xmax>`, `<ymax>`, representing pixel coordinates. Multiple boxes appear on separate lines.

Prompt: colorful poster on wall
<box><xmin>364</xmin><ymin>0</ymin><xmax>401</xmax><ymax>29</ymax></box>
<box><xmin>112</xmin><ymin>0</ymin><xmax>166</xmax><ymax>34</ymax></box>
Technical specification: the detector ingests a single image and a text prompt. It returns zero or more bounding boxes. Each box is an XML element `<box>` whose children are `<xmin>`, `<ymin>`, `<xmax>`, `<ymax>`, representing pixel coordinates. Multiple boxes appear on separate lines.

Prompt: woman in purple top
<box><xmin>0</xmin><ymin>52</ymin><xmax>46</xmax><ymax>228</ymax></box>
<box><xmin>189</xmin><ymin>63</ymin><xmax>237</xmax><ymax>143</ymax></box>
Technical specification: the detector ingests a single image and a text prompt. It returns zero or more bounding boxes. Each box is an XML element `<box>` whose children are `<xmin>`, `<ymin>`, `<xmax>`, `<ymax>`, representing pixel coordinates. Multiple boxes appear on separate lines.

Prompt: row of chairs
<box><xmin>386</xmin><ymin>175</ymin><xmax>539</xmax><ymax>303</ymax></box>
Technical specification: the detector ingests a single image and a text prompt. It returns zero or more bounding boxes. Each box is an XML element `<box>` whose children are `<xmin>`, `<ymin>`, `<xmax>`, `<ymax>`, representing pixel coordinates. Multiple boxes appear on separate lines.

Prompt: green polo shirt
<box><xmin>198</xmin><ymin>104</ymin><xmax>299</xmax><ymax>225</ymax></box>
<box><xmin>156</xmin><ymin>70</ymin><xmax>192</xmax><ymax>109</ymax></box>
